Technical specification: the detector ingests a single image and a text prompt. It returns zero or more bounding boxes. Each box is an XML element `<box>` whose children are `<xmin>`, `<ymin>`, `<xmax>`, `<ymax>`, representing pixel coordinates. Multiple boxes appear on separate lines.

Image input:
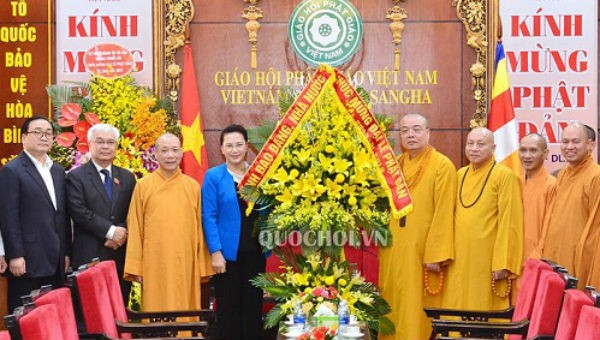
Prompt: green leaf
<box><xmin>377</xmin><ymin>316</ymin><xmax>395</xmax><ymax>336</ymax></box>
<box><xmin>46</xmin><ymin>81</ymin><xmax>92</xmax><ymax>116</ymax></box>
<box><xmin>46</xmin><ymin>84</ymin><xmax>74</xmax><ymax>116</ymax></box>
<box><xmin>264</xmin><ymin>305</ymin><xmax>284</xmax><ymax>329</ymax></box>
<box><xmin>250</xmin><ymin>272</ymin><xmax>280</xmax><ymax>288</ymax></box>
<box><xmin>263</xmin><ymin>286</ymin><xmax>296</xmax><ymax>297</ymax></box>
<box><xmin>278</xmin><ymin>86</ymin><xmax>299</xmax><ymax>115</ymax></box>
<box><xmin>247</xmin><ymin>120</ymin><xmax>277</xmax><ymax>152</ymax></box>
<box><xmin>240</xmin><ymin>185</ymin><xmax>262</xmax><ymax>202</ymax></box>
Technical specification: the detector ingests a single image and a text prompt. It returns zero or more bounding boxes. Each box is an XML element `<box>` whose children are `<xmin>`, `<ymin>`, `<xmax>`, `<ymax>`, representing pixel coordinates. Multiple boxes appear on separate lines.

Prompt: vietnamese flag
<box><xmin>180</xmin><ymin>43</ymin><xmax>209</xmax><ymax>185</ymax></box>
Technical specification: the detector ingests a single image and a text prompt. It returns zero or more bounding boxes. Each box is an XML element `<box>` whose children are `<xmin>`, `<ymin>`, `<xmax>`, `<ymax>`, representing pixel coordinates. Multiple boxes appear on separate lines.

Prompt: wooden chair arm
<box><xmin>424</xmin><ymin>306</ymin><xmax>514</xmax><ymax>320</ymax></box>
<box><xmin>432</xmin><ymin>318</ymin><xmax>529</xmax><ymax>338</ymax></box>
<box><xmin>115</xmin><ymin>319</ymin><xmax>207</xmax><ymax>338</ymax></box>
<box><xmin>126</xmin><ymin>308</ymin><xmax>215</xmax><ymax>322</ymax></box>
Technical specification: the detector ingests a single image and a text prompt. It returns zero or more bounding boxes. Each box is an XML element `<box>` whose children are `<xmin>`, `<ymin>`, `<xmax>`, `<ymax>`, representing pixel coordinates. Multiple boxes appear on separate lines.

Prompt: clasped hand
<box><xmin>105</xmin><ymin>226</ymin><xmax>128</xmax><ymax>250</ymax></box>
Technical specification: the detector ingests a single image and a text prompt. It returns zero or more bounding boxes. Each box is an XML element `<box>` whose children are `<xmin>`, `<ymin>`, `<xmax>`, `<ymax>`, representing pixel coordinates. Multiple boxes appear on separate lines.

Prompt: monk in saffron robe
<box><xmin>519</xmin><ymin>133</ymin><xmax>555</xmax><ymax>261</ymax></box>
<box><xmin>511</xmin><ymin>133</ymin><xmax>556</xmax><ymax>304</ymax></box>
<box><xmin>542</xmin><ymin>123</ymin><xmax>600</xmax><ymax>286</ymax></box>
<box><xmin>124</xmin><ymin>133</ymin><xmax>213</xmax><ymax>312</ymax></box>
<box><xmin>379</xmin><ymin>114</ymin><xmax>456</xmax><ymax>340</ymax></box>
<box><xmin>443</xmin><ymin>127</ymin><xmax>523</xmax><ymax>311</ymax></box>
<box><xmin>582</xmin><ymin>198</ymin><xmax>600</xmax><ymax>288</ymax></box>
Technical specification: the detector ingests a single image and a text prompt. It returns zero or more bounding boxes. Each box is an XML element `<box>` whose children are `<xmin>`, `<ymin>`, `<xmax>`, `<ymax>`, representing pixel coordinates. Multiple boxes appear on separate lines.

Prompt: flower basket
<box><xmin>47</xmin><ymin>74</ymin><xmax>179</xmax><ymax>177</ymax></box>
<box><xmin>243</xmin><ymin>65</ymin><xmax>398</xmax><ymax>339</ymax></box>
<box><xmin>252</xmin><ymin>244</ymin><xmax>393</xmax><ymax>338</ymax></box>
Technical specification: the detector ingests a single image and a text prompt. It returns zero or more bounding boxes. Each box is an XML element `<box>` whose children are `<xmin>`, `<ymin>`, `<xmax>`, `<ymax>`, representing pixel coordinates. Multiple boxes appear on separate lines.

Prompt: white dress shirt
<box><xmin>0</xmin><ymin>234</ymin><xmax>4</xmax><ymax>257</ymax></box>
<box><xmin>24</xmin><ymin>151</ymin><xmax>57</xmax><ymax>210</ymax></box>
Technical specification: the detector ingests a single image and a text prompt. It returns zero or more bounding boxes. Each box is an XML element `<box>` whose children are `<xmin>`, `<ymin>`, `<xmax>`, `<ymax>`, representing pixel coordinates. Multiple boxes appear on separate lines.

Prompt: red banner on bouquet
<box><xmin>239</xmin><ymin>65</ymin><xmax>413</xmax><ymax>218</ymax></box>
<box><xmin>238</xmin><ymin>66</ymin><xmax>334</xmax><ymax>189</ymax></box>
<box><xmin>333</xmin><ymin>70</ymin><xmax>412</xmax><ymax>218</ymax></box>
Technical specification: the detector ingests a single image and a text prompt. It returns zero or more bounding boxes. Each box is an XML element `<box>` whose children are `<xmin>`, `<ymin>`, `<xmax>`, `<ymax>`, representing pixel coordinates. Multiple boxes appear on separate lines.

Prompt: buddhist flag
<box><xmin>180</xmin><ymin>44</ymin><xmax>208</xmax><ymax>185</ymax></box>
<box><xmin>488</xmin><ymin>42</ymin><xmax>522</xmax><ymax>174</ymax></box>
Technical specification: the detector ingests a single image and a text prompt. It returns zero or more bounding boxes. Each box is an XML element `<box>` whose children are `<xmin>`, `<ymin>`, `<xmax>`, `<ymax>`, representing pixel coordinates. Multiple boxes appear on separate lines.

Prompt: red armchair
<box><xmin>5</xmin><ymin>303</ymin><xmax>65</xmax><ymax>340</ymax></box>
<box><xmin>430</xmin><ymin>268</ymin><xmax>575</xmax><ymax>339</ymax></box>
<box><xmin>553</xmin><ymin>288</ymin><xmax>595</xmax><ymax>340</ymax></box>
<box><xmin>95</xmin><ymin>260</ymin><xmax>215</xmax><ymax>328</ymax></box>
<box><xmin>33</xmin><ymin>287</ymin><xmax>79</xmax><ymax>340</ymax></box>
<box><xmin>425</xmin><ymin>259</ymin><xmax>554</xmax><ymax>324</ymax></box>
<box><xmin>69</xmin><ymin>264</ymin><xmax>210</xmax><ymax>339</ymax></box>
<box><xmin>574</xmin><ymin>305</ymin><xmax>600</xmax><ymax>340</ymax></box>
<box><xmin>20</xmin><ymin>304</ymin><xmax>65</xmax><ymax>340</ymax></box>
<box><xmin>523</xmin><ymin>270</ymin><xmax>570</xmax><ymax>338</ymax></box>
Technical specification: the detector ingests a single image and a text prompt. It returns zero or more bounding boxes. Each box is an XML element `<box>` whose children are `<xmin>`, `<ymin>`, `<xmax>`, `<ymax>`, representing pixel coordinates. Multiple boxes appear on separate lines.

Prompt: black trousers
<box><xmin>213</xmin><ymin>250</ymin><xmax>266</xmax><ymax>340</ymax></box>
<box><xmin>7</xmin><ymin>271</ymin><xmax>63</xmax><ymax>313</ymax></box>
<box><xmin>120</xmin><ymin>279</ymin><xmax>132</xmax><ymax>307</ymax></box>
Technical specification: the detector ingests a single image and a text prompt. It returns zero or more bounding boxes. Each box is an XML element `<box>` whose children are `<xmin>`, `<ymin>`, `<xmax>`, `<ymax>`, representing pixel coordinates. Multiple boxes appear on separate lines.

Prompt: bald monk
<box><xmin>550</xmin><ymin>124</ymin><xmax>596</xmax><ymax>177</ymax></box>
<box><xmin>379</xmin><ymin>113</ymin><xmax>456</xmax><ymax>340</ymax></box>
<box><xmin>510</xmin><ymin>133</ymin><xmax>556</xmax><ymax>304</ymax></box>
<box><xmin>519</xmin><ymin>133</ymin><xmax>555</xmax><ymax>260</ymax></box>
<box><xmin>443</xmin><ymin>127</ymin><xmax>523</xmax><ymax>310</ymax></box>
<box><xmin>542</xmin><ymin>123</ymin><xmax>600</xmax><ymax>286</ymax></box>
<box><xmin>124</xmin><ymin>133</ymin><xmax>214</xmax><ymax>312</ymax></box>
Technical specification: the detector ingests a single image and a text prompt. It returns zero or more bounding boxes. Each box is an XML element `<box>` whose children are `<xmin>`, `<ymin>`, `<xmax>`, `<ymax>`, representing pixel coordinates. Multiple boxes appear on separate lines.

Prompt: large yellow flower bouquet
<box><xmin>47</xmin><ymin>75</ymin><xmax>179</xmax><ymax>177</ymax></box>
<box><xmin>243</xmin><ymin>86</ymin><xmax>393</xmax><ymax>256</ymax></box>
<box><xmin>245</xmin><ymin>81</ymin><xmax>396</xmax><ymax>337</ymax></box>
<box><xmin>252</xmin><ymin>251</ymin><xmax>394</xmax><ymax>337</ymax></box>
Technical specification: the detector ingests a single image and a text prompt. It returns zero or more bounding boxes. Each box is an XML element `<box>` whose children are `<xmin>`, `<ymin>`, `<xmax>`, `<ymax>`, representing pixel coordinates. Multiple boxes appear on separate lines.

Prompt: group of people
<box><xmin>0</xmin><ymin>114</ymin><xmax>598</xmax><ymax>340</ymax></box>
<box><xmin>0</xmin><ymin>116</ymin><xmax>264</xmax><ymax>339</ymax></box>
<box><xmin>379</xmin><ymin>113</ymin><xmax>600</xmax><ymax>340</ymax></box>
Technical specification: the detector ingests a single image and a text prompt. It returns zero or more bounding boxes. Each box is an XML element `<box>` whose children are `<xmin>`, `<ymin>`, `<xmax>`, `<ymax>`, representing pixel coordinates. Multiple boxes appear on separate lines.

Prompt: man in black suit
<box><xmin>0</xmin><ymin>116</ymin><xmax>71</xmax><ymax>312</ymax></box>
<box><xmin>0</xmin><ymin>236</ymin><xmax>6</xmax><ymax>274</ymax></box>
<box><xmin>66</xmin><ymin>123</ymin><xmax>136</xmax><ymax>303</ymax></box>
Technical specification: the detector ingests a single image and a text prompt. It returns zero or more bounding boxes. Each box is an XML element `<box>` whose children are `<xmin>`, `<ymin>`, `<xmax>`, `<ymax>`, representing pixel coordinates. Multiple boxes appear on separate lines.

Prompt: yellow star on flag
<box><xmin>181</xmin><ymin>115</ymin><xmax>205</xmax><ymax>165</ymax></box>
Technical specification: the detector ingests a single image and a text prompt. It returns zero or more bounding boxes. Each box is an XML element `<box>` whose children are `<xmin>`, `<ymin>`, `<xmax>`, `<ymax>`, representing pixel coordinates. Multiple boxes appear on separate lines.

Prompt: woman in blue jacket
<box><xmin>202</xmin><ymin>124</ymin><xmax>265</xmax><ymax>339</ymax></box>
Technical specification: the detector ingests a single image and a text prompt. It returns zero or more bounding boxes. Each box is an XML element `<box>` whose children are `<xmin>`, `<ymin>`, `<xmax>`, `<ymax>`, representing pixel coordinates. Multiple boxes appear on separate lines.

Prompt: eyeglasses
<box><xmin>92</xmin><ymin>139</ymin><xmax>117</xmax><ymax>146</ymax></box>
<box><xmin>26</xmin><ymin>130</ymin><xmax>54</xmax><ymax>139</ymax></box>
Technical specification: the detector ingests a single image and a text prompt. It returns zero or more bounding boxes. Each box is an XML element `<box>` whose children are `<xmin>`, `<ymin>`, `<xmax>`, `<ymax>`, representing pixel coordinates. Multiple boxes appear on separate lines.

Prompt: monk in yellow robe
<box><xmin>542</xmin><ymin>123</ymin><xmax>600</xmax><ymax>286</ymax></box>
<box><xmin>124</xmin><ymin>133</ymin><xmax>214</xmax><ymax>312</ymax></box>
<box><xmin>443</xmin><ymin>127</ymin><xmax>523</xmax><ymax>311</ymax></box>
<box><xmin>379</xmin><ymin>114</ymin><xmax>456</xmax><ymax>340</ymax></box>
<box><xmin>511</xmin><ymin>133</ymin><xmax>556</xmax><ymax>304</ymax></box>
<box><xmin>582</xmin><ymin>197</ymin><xmax>600</xmax><ymax>288</ymax></box>
<box><xmin>519</xmin><ymin>133</ymin><xmax>555</xmax><ymax>260</ymax></box>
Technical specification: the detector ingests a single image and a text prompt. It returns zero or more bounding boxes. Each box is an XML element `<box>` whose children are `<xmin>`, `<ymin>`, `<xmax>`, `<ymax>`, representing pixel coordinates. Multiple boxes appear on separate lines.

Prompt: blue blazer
<box><xmin>202</xmin><ymin>164</ymin><xmax>242</xmax><ymax>261</ymax></box>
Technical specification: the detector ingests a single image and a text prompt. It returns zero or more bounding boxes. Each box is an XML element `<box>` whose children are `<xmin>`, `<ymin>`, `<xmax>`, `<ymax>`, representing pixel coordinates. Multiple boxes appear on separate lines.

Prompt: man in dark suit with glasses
<box><xmin>0</xmin><ymin>116</ymin><xmax>71</xmax><ymax>312</ymax></box>
<box><xmin>66</xmin><ymin>123</ymin><xmax>136</xmax><ymax>304</ymax></box>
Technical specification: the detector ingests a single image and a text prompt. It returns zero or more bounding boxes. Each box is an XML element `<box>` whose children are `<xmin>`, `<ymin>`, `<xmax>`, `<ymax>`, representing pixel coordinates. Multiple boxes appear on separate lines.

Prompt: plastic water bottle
<box><xmin>338</xmin><ymin>299</ymin><xmax>349</xmax><ymax>333</ymax></box>
<box><xmin>293</xmin><ymin>300</ymin><xmax>306</xmax><ymax>325</ymax></box>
